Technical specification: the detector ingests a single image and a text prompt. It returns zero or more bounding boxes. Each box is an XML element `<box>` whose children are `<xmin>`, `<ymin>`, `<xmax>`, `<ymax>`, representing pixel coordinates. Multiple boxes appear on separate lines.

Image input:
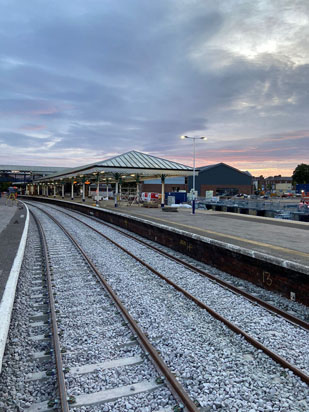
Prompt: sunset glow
<box><xmin>0</xmin><ymin>1</ymin><xmax>308</xmax><ymax>177</ymax></box>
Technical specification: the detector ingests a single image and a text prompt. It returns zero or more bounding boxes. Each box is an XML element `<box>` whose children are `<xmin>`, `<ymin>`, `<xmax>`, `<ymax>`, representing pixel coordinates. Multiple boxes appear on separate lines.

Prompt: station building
<box><xmin>187</xmin><ymin>163</ymin><xmax>252</xmax><ymax>196</ymax></box>
<box><xmin>28</xmin><ymin>151</ymin><xmax>195</xmax><ymax>207</ymax></box>
<box><xmin>4</xmin><ymin>154</ymin><xmax>253</xmax><ymax>200</ymax></box>
<box><xmin>142</xmin><ymin>163</ymin><xmax>252</xmax><ymax>197</ymax></box>
<box><xmin>0</xmin><ymin>165</ymin><xmax>70</xmax><ymax>190</ymax></box>
<box><xmin>0</xmin><ymin>165</ymin><xmax>70</xmax><ymax>183</ymax></box>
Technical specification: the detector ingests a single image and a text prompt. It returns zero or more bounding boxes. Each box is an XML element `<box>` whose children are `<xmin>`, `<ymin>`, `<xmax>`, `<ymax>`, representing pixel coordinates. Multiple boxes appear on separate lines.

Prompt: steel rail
<box><xmin>58</xmin><ymin>206</ymin><xmax>309</xmax><ymax>331</ymax></box>
<box><xmin>30</xmin><ymin>205</ymin><xmax>199</xmax><ymax>412</ymax></box>
<box><xmin>30</xmin><ymin>210</ymin><xmax>70</xmax><ymax>411</ymax></box>
<box><xmin>26</xmin><ymin>201</ymin><xmax>309</xmax><ymax>331</ymax></box>
<box><xmin>93</xmin><ymin>216</ymin><xmax>309</xmax><ymax>329</ymax></box>
<box><xmin>39</xmin><ymin>205</ymin><xmax>309</xmax><ymax>386</ymax></box>
<box><xmin>101</xmin><ymin>224</ymin><xmax>309</xmax><ymax>330</ymax></box>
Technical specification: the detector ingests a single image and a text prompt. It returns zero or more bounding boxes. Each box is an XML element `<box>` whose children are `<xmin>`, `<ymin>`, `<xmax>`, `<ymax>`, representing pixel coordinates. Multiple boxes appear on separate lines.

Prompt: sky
<box><xmin>1</xmin><ymin>0</ymin><xmax>308</xmax><ymax>177</ymax></box>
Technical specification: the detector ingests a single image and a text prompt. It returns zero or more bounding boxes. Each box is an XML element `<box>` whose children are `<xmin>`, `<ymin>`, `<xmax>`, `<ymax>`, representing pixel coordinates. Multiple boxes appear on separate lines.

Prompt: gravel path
<box><xmin>34</xmin><ymin>203</ymin><xmax>309</xmax><ymax>411</ymax></box>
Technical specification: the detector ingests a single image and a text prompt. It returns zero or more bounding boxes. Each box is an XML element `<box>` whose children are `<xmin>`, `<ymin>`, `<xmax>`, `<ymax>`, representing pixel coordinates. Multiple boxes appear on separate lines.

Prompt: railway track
<box><xmin>24</xmin><ymin>206</ymin><xmax>197</xmax><ymax>411</ymax></box>
<box><xmin>52</xmin><ymin>204</ymin><xmax>309</xmax><ymax>330</ymax></box>
<box><xmin>21</xmin><ymin>201</ymin><xmax>309</xmax><ymax>411</ymax></box>
<box><xmin>0</xmin><ymin>215</ymin><xmax>58</xmax><ymax>410</ymax></box>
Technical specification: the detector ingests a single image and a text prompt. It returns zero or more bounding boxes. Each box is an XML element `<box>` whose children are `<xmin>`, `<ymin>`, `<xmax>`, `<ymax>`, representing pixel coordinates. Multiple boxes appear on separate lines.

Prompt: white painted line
<box><xmin>70</xmin><ymin>355</ymin><xmax>143</xmax><ymax>375</ymax></box>
<box><xmin>0</xmin><ymin>202</ymin><xmax>29</xmax><ymax>373</ymax></box>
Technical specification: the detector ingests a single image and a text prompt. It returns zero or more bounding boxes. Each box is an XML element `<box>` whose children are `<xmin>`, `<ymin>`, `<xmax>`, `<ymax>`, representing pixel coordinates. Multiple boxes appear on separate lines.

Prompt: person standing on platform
<box><xmin>6</xmin><ymin>186</ymin><xmax>17</xmax><ymax>206</ymax></box>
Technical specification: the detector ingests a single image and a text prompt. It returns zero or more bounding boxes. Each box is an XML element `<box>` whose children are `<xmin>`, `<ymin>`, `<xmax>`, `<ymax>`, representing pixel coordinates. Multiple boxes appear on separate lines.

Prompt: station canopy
<box><xmin>34</xmin><ymin>151</ymin><xmax>196</xmax><ymax>184</ymax></box>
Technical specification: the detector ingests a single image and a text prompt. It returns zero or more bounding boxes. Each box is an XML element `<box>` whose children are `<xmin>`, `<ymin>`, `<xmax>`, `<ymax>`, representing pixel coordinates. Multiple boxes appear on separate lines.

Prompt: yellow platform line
<box><xmin>130</xmin><ymin>211</ymin><xmax>308</xmax><ymax>259</ymax></box>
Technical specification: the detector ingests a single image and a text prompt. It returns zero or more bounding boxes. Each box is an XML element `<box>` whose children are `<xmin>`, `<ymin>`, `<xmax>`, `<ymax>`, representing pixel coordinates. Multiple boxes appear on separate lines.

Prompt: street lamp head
<box><xmin>180</xmin><ymin>135</ymin><xmax>207</xmax><ymax>140</ymax></box>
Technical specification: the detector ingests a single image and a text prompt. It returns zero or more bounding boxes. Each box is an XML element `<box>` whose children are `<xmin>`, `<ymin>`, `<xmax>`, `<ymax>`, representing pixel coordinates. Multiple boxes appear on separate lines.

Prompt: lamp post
<box><xmin>180</xmin><ymin>135</ymin><xmax>207</xmax><ymax>214</ymax></box>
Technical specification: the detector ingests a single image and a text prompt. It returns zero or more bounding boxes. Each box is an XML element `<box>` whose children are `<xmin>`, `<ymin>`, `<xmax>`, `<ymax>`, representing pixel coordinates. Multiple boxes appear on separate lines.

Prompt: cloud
<box><xmin>0</xmin><ymin>0</ymin><xmax>308</xmax><ymax>175</ymax></box>
<box><xmin>19</xmin><ymin>124</ymin><xmax>46</xmax><ymax>131</ymax></box>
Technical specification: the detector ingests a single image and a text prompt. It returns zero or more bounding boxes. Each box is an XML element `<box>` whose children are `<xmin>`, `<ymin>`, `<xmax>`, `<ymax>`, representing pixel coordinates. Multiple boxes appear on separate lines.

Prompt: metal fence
<box><xmin>199</xmin><ymin>197</ymin><xmax>309</xmax><ymax>218</ymax></box>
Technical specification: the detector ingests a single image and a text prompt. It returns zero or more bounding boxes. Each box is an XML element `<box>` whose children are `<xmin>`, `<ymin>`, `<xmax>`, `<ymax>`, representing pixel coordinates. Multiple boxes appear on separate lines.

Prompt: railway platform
<box><xmin>0</xmin><ymin>197</ymin><xmax>29</xmax><ymax>372</ymax></box>
<box><xmin>21</xmin><ymin>195</ymin><xmax>309</xmax><ymax>268</ymax></box>
<box><xmin>100</xmin><ymin>201</ymin><xmax>309</xmax><ymax>268</ymax></box>
<box><xmin>0</xmin><ymin>198</ymin><xmax>28</xmax><ymax>301</ymax></box>
<box><xmin>20</xmin><ymin>196</ymin><xmax>309</xmax><ymax>304</ymax></box>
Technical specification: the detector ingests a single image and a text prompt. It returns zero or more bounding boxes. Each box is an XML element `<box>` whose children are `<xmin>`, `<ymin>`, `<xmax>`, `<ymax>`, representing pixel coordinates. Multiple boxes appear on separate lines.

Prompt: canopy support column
<box><xmin>82</xmin><ymin>179</ymin><xmax>85</xmax><ymax>202</ymax></box>
<box><xmin>114</xmin><ymin>173</ymin><xmax>120</xmax><ymax>208</ymax></box>
<box><xmin>115</xmin><ymin>181</ymin><xmax>119</xmax><ymax>207</ymax></box>
<box><xmin>161</xmin><ymin>174</ymin><xmax>166</xmax><ymax>208</ymax></box>
<box><xmin>136</xmin><ymin>175</ymin><xmax>140</xmax><ymax>204</ymax></box>
<box><xmin>96</xmin><ymin>174</ymin><xmax>100</xmax><ymax>207</ymax></box>
<box><xmin>119</xmin><ymin>177</ymin><xmax>122</xmax><ymax>201</ymax></box>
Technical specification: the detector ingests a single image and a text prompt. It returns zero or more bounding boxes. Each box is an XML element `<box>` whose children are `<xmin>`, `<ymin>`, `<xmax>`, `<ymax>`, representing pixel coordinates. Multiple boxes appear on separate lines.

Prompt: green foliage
<box><xmin>0</xmin><ymin>182</ymin><xmax>12</xmax><ymax>192</ymax></box>
<box><xmin>292</xmin><ymin>164</ymin><xmax>309</xmax><ymax>184</ymax></box>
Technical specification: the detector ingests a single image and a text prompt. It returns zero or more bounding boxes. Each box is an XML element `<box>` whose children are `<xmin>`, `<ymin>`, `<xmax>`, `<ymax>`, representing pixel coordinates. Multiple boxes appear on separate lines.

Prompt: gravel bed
<box><xmin>64</xmin><ymin>344</ymin><xmax>143</xmax><ymax>368</ymax></box>
<box><xmin>28</xmin><ymin>206</ymin><xmax>178</xmax><ymax>411</ymax></box>
<box><xmin>49</xmin><ymin>206</ymin><xmax>309</xmax><ymax>374</ymax></box>
<box><xmin>0</xmin><ymin>218</ymin><xmax>56</xmax><ymax>410</ymax></box>
<box><xmin>40</xmin><ymin>204</ymin><xmax>309</xmax><ymax>411</ymax></box>
<box><xmin>67</xmin><ymin>362</ymin><xmax>159</xmax><ymax>394</ymax></box>
<box><xmin>49</xmin><ymin>203</ymin><xmax>309</xmax><ymax>323</ymax></box>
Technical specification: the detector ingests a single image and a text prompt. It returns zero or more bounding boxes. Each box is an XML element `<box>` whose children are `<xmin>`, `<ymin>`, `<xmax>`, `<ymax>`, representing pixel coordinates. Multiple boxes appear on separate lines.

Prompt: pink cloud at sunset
<box><xmin>0</xmin><ymin>1</ymin><xmax>308</xmax><ymax>178</ymax></box>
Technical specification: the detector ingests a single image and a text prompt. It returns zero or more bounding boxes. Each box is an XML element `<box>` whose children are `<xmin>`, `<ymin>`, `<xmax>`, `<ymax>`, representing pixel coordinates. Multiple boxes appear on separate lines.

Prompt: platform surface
<box><xmin>99</xmin><ymin>202</ymin><xmax>309</xmax><ymax>268</ymax></box>
<box><xmin>23</xmin><ymin>196</ymin><xmax>309</xmax><ymax>269</ymax></box>
<box><xmin>0</xmin><ymin>197</ymin><xmax>26</xmax><ymax>302</ymax></box>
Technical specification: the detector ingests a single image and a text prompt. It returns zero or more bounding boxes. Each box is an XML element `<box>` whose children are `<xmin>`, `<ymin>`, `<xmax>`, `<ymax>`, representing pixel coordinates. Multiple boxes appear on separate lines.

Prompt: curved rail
<box><xmin>30</xmin><ymin>211</ymin><xmax>70</xmax><ymax>411</ymax></box>
<box><xmin>30</xmin><ymin>205</ymin><xmax>199</xmax><ymax>412</ymax></box>
<box><xmin>32</xmin><ymin>203</ymin><xmax>309</xmax><ymax>386</ymax></box>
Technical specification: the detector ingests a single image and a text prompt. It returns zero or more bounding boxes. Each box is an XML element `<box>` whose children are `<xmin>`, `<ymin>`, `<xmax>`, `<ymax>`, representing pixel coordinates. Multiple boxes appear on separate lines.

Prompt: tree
<box><xmin>292</xmin><ymin>164</ymin><xmax>309</xmax><ymax>184</ymax></box>
<box><xmin>0</xmin><ymin>181</ymin><xmax>12</xmax><ymax>192</ymax></box>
